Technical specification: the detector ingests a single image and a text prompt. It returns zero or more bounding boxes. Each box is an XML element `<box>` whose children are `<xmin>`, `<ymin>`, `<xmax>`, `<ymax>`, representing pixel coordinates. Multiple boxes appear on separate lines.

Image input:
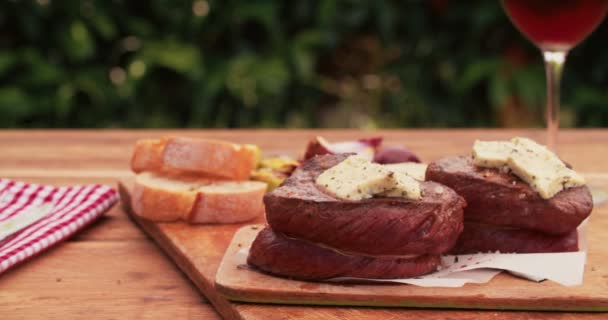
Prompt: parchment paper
<box><xmin>236</xmin><ymin>224</ymin><xmax>587</xmax><ymax>288</ymax></box>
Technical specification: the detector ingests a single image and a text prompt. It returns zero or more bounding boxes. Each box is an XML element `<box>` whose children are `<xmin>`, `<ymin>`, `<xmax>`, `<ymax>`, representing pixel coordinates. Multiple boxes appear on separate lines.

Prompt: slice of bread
<box><xmin>188</xmin><ymin>181</ymin><xmax>266</xmax><ymax>224</ymax></box>
<box><xmin>131</xmin><ymin>172</ymin><xmax>208</xmax><ymax>222</ymax></box>
<box><xmin>130</xmin><ymin>137</ymin><xmax>259</xmax><ymax>180</ymax></box>
<box><xmin>131</xmin><ymin>172</ymin><xmax>266</xmax><ymax>223</ymax></box>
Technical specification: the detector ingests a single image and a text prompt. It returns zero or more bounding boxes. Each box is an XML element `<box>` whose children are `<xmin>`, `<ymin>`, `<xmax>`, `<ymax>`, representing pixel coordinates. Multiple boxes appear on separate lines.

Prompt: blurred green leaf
<box><xmin>226</xmin><ymin>55</ymin><xmax>288</xmax><ymax>107</ymax></box>
<box><xmin>0</xmin><ymin>87</ymin><xmax>31</xmax><ymax>127</ymax></box>
<box><xmin>512</xmin><ymin>66</ymin><xmax>544</xmax><ymax>110</ymax></box>
<box><xmin>88</xmin><ymin>9</ymin><xmax>117</xmax><ymax>40</ymax></box>
<box><xmin>61</xmin><ymin>20</ymin><xmax>95</xmax><ymax>62</ymax></box>
<box><xmin>571</xmin><ymin>87</ymin><xmax>606</xmax><ymax>106</ymax></box>
<box><xmin>489</xmin><ymin>73</ymin><xmax>510</xmax><ymax>109</ymax></box>
<box><xmin>20</xmin><ymin>49</ymin><xmax>64</xmax><ymax>85</ymax></box>
<box><xmin>292</xmin><ymin>50</ymin><xmax>314</xmax><ymax>81</ymax></box>
<box><xmin>0</xmin><ymin>52</ymin><xmax>17</xmax><ymax>77</ymax></box>
<box><xmin>455</xmin><ymin>59</ymin><xmax>501</xmax><ymax>94</ymax></box>
<box><xmin>143</xmin><ymin>40</ymin><xmax>202</xmax><ymax>76</ymax></box>
<box><xmin>232</xmin><ymin>2</ymin><xmax>279</xmax><ymax>39</ymax></box>
<box><xmin>55</xmin><ymin>83</ymin><xmax>75</xmax><ymax>121</ymax></box>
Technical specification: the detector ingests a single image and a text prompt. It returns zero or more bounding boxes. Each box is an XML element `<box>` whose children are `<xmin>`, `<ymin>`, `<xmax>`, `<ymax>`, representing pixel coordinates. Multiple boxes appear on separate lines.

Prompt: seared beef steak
<box><xmin>426</xmin><ymin>156</ymin><xmax>592</xmax><ymax>235</ymax></box>
<box><xmin>448</xmin><ymin>222</ymin><xmax>579</xmax><ymax>254</ymax></box>
<box><xmin>265</xmin><ymin>154</ymin><xmax>466</xmax><ymax>256</ymax></box>
<box><xmin>248</xmin><ymin>228</ymin><xmax>441</xmax><ymax>280</ymax></box>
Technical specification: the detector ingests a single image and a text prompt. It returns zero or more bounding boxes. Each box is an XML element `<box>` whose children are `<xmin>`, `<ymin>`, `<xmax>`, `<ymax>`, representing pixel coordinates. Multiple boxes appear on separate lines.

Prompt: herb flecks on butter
<box><xmin>473</xmin><ymin>137</ymin><xmax>585</xmax><ymax>199</ymax></box>
<box><xmin>384</xmin><ymin>162</ymin><xmax>428</xmax><ymax>181</ymax></box>
<box><xmin>316</xmin><ymin>155</ymin><xmax>422</xmax><ymax>201</ymax></box>
<box><xmin>508</xmin><ymin>137</ymin><xmax>585</xmax><ymax>199</ymax></box>
<box><xmin>316</xmin><ymin>155</ymin><xmax>393</xmax><ymax>200</ymax></box>
<box><xmin>381</xmin><ymin>170</ymin><xmax>422</xmax><ymax>199</ymax></box>
<box><xmin>472</xmin><ymin>140</ymin><xmax>515</xmax><ymax>168</ymax></box>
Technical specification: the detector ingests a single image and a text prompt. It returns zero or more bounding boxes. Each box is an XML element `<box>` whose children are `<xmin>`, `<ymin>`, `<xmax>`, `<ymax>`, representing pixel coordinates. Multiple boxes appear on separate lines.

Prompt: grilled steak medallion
<box><xmin>264</xmin><ymin>154</ymin><xmax>466</xmax><ymax>256</ymax></box>
<box><xmin>426</xmin><ymin>156</ymin><xmax>592</xmax><ymax>235</ymax></box>
<box><xmin>448</xmin><ymin>222</ymin><xmax>579</xmax><ymax>254</ymax></box>
<box><xmin>248</xmin><ymin>227</ymin><xmax>441</xmax><ymax>280</ymax></box>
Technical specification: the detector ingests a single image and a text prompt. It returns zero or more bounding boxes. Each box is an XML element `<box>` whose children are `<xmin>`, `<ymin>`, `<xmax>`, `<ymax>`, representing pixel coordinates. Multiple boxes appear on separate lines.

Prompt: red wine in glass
<box><xmin>502</xmin><ymin>0</ymin><xmax>608</xmax><ymax>149</ymax></box>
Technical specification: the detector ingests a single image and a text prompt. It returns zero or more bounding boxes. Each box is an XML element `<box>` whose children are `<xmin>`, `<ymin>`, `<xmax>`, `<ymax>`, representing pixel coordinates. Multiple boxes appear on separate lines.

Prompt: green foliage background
<box><xmin>1</xmin><ymin>0</ymin><xmax>607</xmax><ymax>128</ymax></box>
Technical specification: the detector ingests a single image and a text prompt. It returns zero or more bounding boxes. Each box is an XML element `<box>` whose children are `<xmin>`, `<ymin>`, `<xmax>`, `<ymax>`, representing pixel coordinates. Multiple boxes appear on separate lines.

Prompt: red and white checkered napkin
<box><xmin>0</xmin><ymin>178</ymin><xmax>119</xmax><ymax>275</ymax></box>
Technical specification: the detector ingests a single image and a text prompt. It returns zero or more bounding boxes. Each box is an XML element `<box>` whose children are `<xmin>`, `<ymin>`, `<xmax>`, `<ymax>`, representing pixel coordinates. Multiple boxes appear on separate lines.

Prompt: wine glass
<box><xmin>501</xmin><ymin>0</ymin><xmax>608</xmax><ymax>150</ymax></box>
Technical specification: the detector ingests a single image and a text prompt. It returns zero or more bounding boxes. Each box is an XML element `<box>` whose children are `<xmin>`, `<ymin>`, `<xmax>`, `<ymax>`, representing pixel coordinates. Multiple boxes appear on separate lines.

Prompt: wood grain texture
<box><xmin>1</xmin><ymin>129</ymin><xmax>607</xmax><ymax>320</ymax></box>
<box><xmin>216</xmin><ymin>224</ymin><xmax>608</xmax><ymax>311</ymax></box>
<box><xmin>0</xmin><ymin>241</ymin><xmax>219</xmax><ymax>320</ymax></box>
<box><xmin>235</xmin><ymin>304</ymin><xmax>607</xmax><ymax>320</ymax></box>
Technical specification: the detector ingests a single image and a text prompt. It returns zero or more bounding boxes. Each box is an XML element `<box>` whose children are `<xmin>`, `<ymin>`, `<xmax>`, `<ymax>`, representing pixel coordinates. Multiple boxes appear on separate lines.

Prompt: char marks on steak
<box><xmin>264</xmin><ymin>154</ymin><xmax>466</xmax><ymax>256</ymax></box>
<box><xmin>426</xmin><ymin>156</ymin><xmax>592</xmax><ymax>235</ymax></box>
<box><xmin>448</xmin><ymin>222</ymin><xmax>579</xmax><ymax>254</ymax></box>
<box><xmin>248</xmin><ymin>227</ymin><xmax>441</xmax><ymax>280</ymax></box>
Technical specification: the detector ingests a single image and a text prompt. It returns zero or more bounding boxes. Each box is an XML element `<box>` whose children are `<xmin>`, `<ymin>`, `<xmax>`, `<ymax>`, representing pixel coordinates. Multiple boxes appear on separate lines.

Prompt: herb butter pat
<box><xmin>383</xmin><ymin>162</ymin><xmax>428</xmax><ymax>181</ymax></box>
<box><xmin>508</xmin><ymin>137</ymin><xmax>585</xmax><ymax>199</ymax></box>
<box><xmin>473</xmin><ymin>137</ymin><xmax>585</xmax><ymax>199</ymax></box>
<box><xmin>381</xmin><ymin>171</ymin><xmax>422</xmax><ymax>198</ymax></box>
<box><xmin>315</xmin><ymin>155</ymin><xmax>422</xmax><ymax>201</ymax></box>
<box><xmin>472</xmin><ymin>140</ymin><xmax>515</xmax><ymax>168</ymax></box>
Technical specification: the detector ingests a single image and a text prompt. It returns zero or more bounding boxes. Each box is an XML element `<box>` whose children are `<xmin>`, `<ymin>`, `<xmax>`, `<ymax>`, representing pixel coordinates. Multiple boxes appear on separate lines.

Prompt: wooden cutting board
<box><xmin>118</xmin><ymin>180</ymin><xmax>608</xmax><ymax>318</ymax></box>
<box><xmin>215</xmin><ymin>225</ymin><xmax>608</xmax><ymax>311</ymax></box>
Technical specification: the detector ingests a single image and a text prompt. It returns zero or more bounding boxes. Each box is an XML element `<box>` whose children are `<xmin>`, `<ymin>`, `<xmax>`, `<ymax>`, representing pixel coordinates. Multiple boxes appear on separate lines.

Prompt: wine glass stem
<box><xmin>542</xmin><ymin>50</ymin><xmax>567</xmax><ymax>151</ymax></box>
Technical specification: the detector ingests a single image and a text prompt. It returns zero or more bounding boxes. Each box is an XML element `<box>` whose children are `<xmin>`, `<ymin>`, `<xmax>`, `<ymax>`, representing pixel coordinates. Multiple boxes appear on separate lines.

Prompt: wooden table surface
<box><xmin>0</xmin><ymin>129</ymin><xmax>607</xmax><ymax>320</ymax></box>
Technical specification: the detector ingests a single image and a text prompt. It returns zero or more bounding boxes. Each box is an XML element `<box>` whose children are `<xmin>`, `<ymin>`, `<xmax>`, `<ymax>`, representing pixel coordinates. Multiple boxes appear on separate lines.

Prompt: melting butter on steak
<box><xmin>315</xmin><ymin>155</ymin><xmax>395</xmax><ymax>201</ymax></box>
<box><xmin>381</xmin><ymin>170</ymin><xmax>422</xmax><ymax>198</ymax></box>
<box><xmin>315</xmin><ymin>154</ymin><xmax>422</xmax><ymax>201</ymax></box>
<box><xmin>472</xmin><ymin>140</ymin><xmax>514</xmax><ymax>168</ymax></box>
<box><xmin>472</xmin><ymin>137</ymin><xmax>585</xmax><ymax>199</ymax></box>
<box><xmin>265</xmin><ymin>154</ymin><xmax>465</xmax><ymax>256</ymax></box>
<box><xmin>426</xmin><ymin>155</ymin><xmax>592</xmax><ymax>235</ymax></box>
<box><xmin>507</xmin><ymin>137</ymin><xmax>585</xmax><ymax>199</ymax></box>
<box><xmin>383</xmin><ymin>162</ymin><xmax>428</xmax><ymax>181</ymax></box>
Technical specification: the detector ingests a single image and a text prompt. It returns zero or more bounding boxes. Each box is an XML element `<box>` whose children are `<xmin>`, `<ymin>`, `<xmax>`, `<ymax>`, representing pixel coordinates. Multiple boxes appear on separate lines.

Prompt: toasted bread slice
<box><xmin>132</xmin><ymin>172</ymin><xmax>266</xmax><ymax>223</ymax></box>
<box><xmin>130</xmin><ymin>137</ymin><xmax>259</xmax><ymax>180</ymax></box>
<box><xmin>188</xmin><ymin>181</ymin><xmax>267</xmax><ymax>224</ymax></box>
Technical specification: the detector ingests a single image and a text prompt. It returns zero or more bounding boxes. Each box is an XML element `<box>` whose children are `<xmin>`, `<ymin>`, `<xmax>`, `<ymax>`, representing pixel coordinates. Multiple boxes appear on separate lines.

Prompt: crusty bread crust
<box><xmin>131</xmin><ymin>172</ymin><xmax>265</xmax><ymax>224</ymax></box>
<box><xmin>130</xmin><ymin>137</ymin><xmax>258</xmax><ymax>180</ymax></box>
<box><xmin>131</xmin><ymin>172</ymin><xmax>203</xmax><ymax>221</ymax></box>
<box><xmin>188</xmin><ymin>181</ymin><xmax>266</xmax><ymax>224</ymax></box>
<box><xmin>162</xmin><ymin>137</ymin><xmax>257</xmax><ymax>180</ymax></box>
<box><xmin>130</xmin><ymin>138</ymin><xmax>166</xmax><ymax>173</ymax></box>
